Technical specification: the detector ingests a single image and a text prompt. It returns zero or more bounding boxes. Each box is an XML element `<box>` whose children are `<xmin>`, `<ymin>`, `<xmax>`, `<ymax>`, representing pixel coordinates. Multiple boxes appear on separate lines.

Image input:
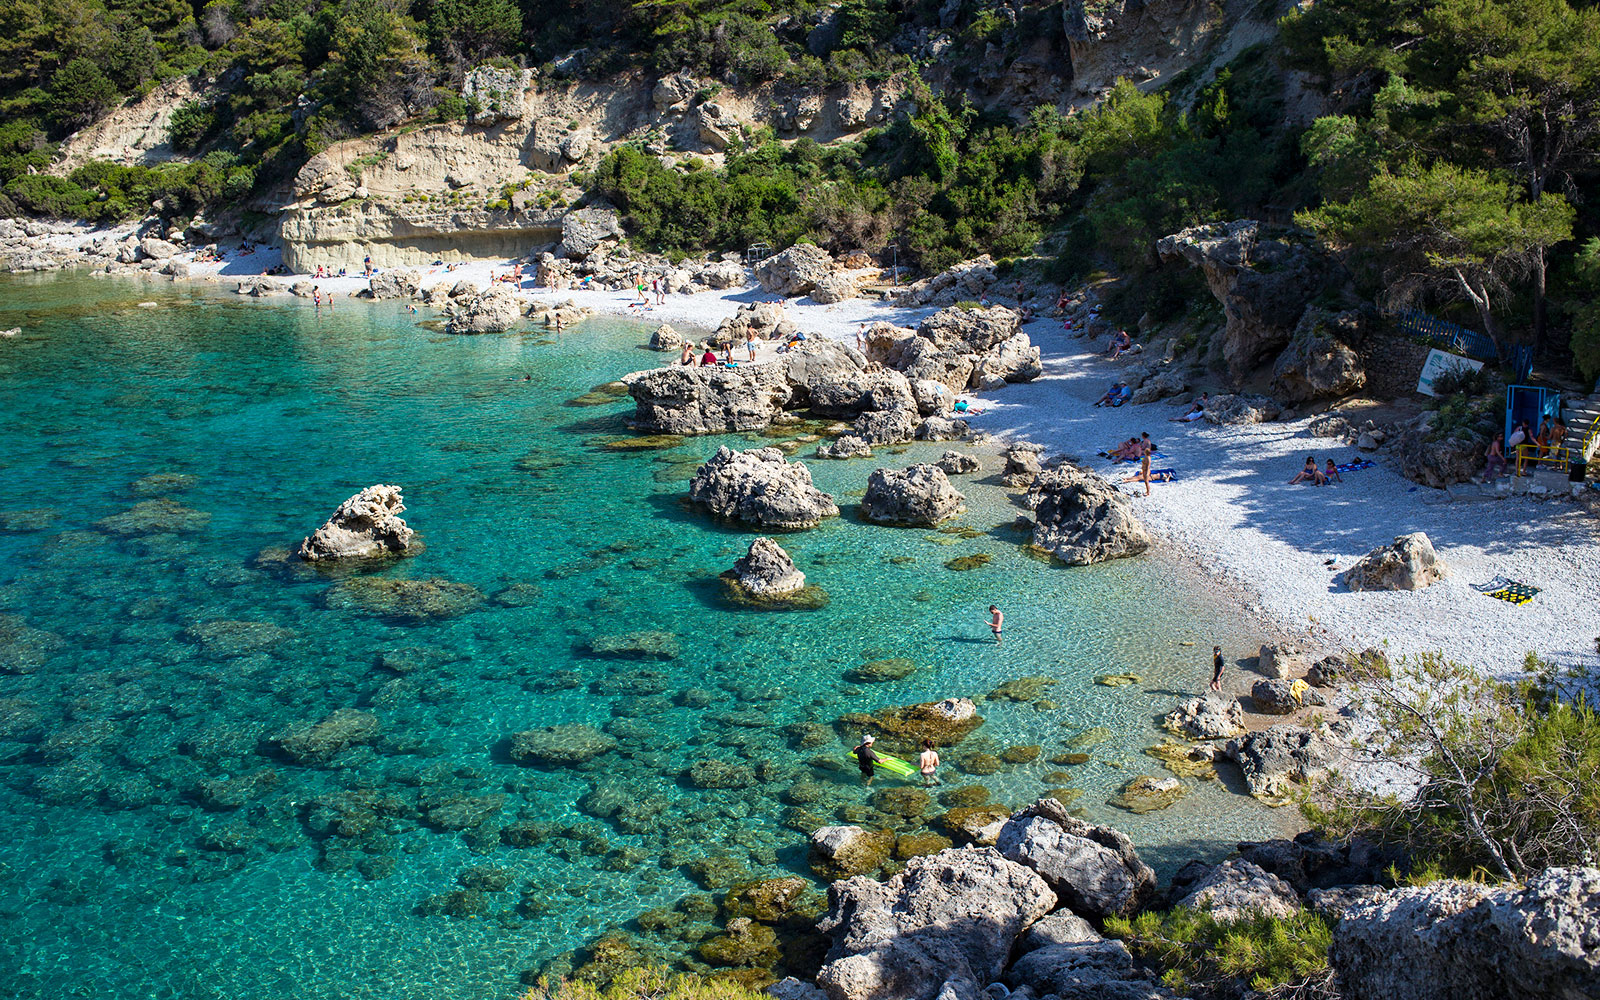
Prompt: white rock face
<box><xmin>297</xmin><ymin>485</ymin><xmax>415</xmax><ymax>561</ymax></box>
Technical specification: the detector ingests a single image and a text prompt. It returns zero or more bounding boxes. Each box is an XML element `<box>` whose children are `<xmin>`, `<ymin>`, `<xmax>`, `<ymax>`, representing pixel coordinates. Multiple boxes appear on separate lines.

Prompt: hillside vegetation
<box><xmin>5</xmin><ymin>0</ymin><xmax>1600</xmax><ymax>377</ymax></box>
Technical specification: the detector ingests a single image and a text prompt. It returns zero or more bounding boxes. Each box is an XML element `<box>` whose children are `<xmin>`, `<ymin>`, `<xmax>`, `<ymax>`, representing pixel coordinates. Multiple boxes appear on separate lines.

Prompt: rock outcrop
<box><xmin>1223</xmin><ymin>725</ymin><xmax>1335</xmax><ymax>802</ymax></box>
<box><xmin>688</xmin><ymin>447</ymin><xmax>839</xmax><ymax>530</ymax></box>
<box><xmin>1329</xmin><ymin>867</ymin><xmax>1600</xmax><ymax>1000</ymax></box>
<box><xmin>1343</xmin><ymin>532</ymin><xmax>1447</xmax><ymax>592</ymax></box>
<box><xmin>1158</xmin><ymin>221</ymin><xmax>1330</xmax><ymax>380</ymax></box>
<box><xmin>1172</xmin><ymin>859</ymin><xmax>1302</xmax><ymax>921</ymax></box>
<box><xmin>297</xmin><ymin>485</ymin><xmax>415</xmax><ymax>561</ymax></box>
<box><xmin>891</xmin><ymin>255</ymin><xmax>997</xmax><ymax>308</ymax></box>
<box><xmin>446</xmin><ymin>284</ymin><xmax>523</xmax><ymax>334</ymax></box>
<box><xmin>815</xmin><ymin>848</ymin><xmax>1056</xmax><ymax>1000</ymax></box>
<box><xmin>1202</xmin><ymin>393</ymin><xmax>1282</xmax><ymax>425</ymax></box>
<box><xmin>1271</xmin><ymin>308</ymin><xmax>1367</xmax><ymax>403</ymax></box>
<box><xmin>623</xmin><ymin>364</ymin><xmax>794</xmax><ymax>435</ymax></box>
<box><xmin>726</xmin><ymin>537</ymin><xmax>806</xmax><ymax>598</ymax></box>
<box><xmin>995</xmin><ymin>798</ymin><xmax>1157</xmax><ymax>919</ymax></box>
<box><xmin>859</xmin><ymin>465</ymin><xmax>966</xmax><ymax>526</ymax></box>
<box><xmin>1162</xmin><ymin>696</ymin><xmax>1246</xmax><ymax>739</ymax></box>
<box><xmin>1029</xmin><ymin>467</ymin><xmax>1152</xmax><ymax>565</ymax></box>
<box><xmin>754</xmin><ymin>243</ymin><xmax>835</xmax><ymax>297</ymax></box>
<box><xmin>557</xmin><ymin>208</ymin><xmax>623</xmax><ymax>260</ymax></box>
<box><xmin>1252</xmin><ymin>677</ymin><xmax>1325</xmax><ymax>714</ymax></box>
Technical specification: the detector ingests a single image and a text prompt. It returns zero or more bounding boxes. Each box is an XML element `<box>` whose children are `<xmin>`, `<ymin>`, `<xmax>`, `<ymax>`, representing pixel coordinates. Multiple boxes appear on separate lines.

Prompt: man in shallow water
<box><xmin>851</xmin><ymin>734</ymin><xmax>880</xmax><ymax>786</ymax></box>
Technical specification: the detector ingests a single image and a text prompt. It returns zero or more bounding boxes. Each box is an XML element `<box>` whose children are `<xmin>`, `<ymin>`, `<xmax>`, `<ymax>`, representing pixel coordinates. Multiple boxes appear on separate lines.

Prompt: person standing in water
<box><xmin>1210</xmin><ymin>646</ymin><xmax>1225</xmax><ymax>692</ymax></box>
<box><xmin>851</xmin><ymin>734</ymin><xmax>880</xmax><ymax>787</ymax></box>
<box><xmin>918</xmin><ymin>739</ymin><xmax>941</xmax><ymax>786</ymax></box>
<box><xmin>986</xmin><ymin>605</ymin><xmax>1003</xmax><ymax>644</ymax></box>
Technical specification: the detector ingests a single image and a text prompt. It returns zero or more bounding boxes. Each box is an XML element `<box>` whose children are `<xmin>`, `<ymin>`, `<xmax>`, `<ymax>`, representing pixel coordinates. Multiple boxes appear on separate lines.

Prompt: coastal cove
<box><xmin>0</xmin><ymin>273</ymin><xmax>1297</xmax><ymax>1000</ymax></box>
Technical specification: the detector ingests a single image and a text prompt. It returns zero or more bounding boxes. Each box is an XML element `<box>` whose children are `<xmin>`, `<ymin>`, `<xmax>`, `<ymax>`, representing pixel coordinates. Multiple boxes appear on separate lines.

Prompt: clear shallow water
<box><xmin>0</xmin><ymin>273</ymin><xmax>1291</xmax><ymax>1000</ymax></box>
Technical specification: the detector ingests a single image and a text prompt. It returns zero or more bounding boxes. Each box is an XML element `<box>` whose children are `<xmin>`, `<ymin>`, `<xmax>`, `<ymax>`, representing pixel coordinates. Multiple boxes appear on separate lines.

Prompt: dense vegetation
<box><xmin>1105</xmin><ymin>905</ymin><xmax>1334</xmax><ymax>998</ymax></box>
<box><xmin>5</xmin><ymin>0</ymin><xmax>1600</xmax><ymax>376</ymax></box>
<box><xmin>1308</xmin><ymin>652</ymin><xmax>1600</xmax><ymax>882</ymax></box>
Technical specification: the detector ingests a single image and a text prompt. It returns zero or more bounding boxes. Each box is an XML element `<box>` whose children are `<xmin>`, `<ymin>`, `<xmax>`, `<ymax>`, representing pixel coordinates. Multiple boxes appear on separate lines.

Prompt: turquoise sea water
<box><xmin>0</xmin><ymin>273</ymin><xmax>1291</xmax><ymax>1000</ymax></box>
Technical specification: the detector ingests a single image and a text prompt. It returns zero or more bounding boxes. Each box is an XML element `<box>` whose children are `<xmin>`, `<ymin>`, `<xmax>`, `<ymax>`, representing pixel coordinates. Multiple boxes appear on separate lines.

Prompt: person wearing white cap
<box><xmin>851</xmin><ymin>734</ymin><xmax>881</xmax><ymax>786</ymax></box>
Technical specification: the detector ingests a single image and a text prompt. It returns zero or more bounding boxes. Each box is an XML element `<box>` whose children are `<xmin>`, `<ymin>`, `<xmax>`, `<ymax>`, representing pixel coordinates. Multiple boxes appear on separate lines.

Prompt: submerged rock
<box><xmin>838</xmin><ymin>697</ymin><xmax>983</xmax><ymax>751</ymax></box>
<box><xmin>275</xmin><ymin>708</ymin><xmax>379</xmax><ymax>764</ymax></box>
<box><xmin>1343</xmin><ymin>532</ymin><xmax>1447</xmax><ymax>592</ymax></box>
<box><xmin>809</xmin><ymin>825</ymin><xmax>893</xmax><ymax>882</ymax></box>
<box><xmin>689</xmin><ymin>447</ymin><xmax>839</xmax><ymax>530</ymax></box>
<box><xmin>297</xmin><ymin>484</ymin><xmax>415</xmax><ymax>561</ymax></box>
<box><xmin>859</xmin><ymin>464</ymin><xmax>966</xmax><ymax>527</ymax></box>
<box><xmin>814</xmin><ymin>847</ymin><xmax>1055</xmax><ymax>1000</ymax></box>
<box><xmin>510</xmin><ymin>723</ymin><xmax>619</xmax><ymax>765</ymax></box>
<box><xmin>95</xmin><ymin>499</ymin><xmax>211</xmax><ymax>535</ymax></box>
<box><xmin>845</xmin><ymin>658</ymin><xmax>915</xmax><ymax>683</ymax></box>
<box><xmin>184</xmin><ymin>619</ymin><xmax>296</xmax><ymax>659</ymax></box>
<box><xmin>325</xmin><ymin>576</ymin><xmax>483</xmax><ymax>619</ymax></box>
<box><xmin>586</xmin><ymin>630</ymin><xmax>681</xmax><ymax>660</ymax></box>
<box><xmin>1107</xmin><ymin>775</ymin><xmax>1187</xmax><ymax>814</ymax></box>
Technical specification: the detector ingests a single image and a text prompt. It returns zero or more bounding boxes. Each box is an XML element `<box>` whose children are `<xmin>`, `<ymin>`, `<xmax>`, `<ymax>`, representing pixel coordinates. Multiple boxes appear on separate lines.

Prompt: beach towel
<box><xmin>1148</xmin><ymin>468</ymin><xmax>1178</xmax><ymax>482</ymax></box>
<box><xmin>1471</xmin><ymin>575</ymin><xmax>1540</xmax><ymax>605</ymax></box>
<box><xmin>1335</xmin><ymin>459</ymin><xmax>1376</xmax><ymax>473</ymax></box>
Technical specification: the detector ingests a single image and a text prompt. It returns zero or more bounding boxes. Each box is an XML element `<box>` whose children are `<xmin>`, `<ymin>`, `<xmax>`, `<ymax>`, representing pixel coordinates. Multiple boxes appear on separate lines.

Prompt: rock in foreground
<box><xmin>1343</xmin><ymin>532</ymin><xmax>1447</xmax><ymax>591</ymax></box>
<box><xmin>995</xmin><ymin>797</ymin><xmax>1157</xmax><ymax>919</ymax></box>
<box><xmin>815</xmin><ymin>848</ymin><xmax>1056</xmax><ymax>1000</ymax></box>
<box><xmin>721</xmin><ymin>537</ymin><xmax>829</xmax><ymax>610</ymax></box>
<box><xmin>689</xmin><ymin>447</ymin><xmax>840</xmax><ymax>530</ymax></box>
<box><xmin>298</xmin><ymin>484</ymin><xmax>415</xmax><ymax>561</ymax></box>
<box><xmin>1329</xmin><ymin>866</ymin><xmax>1600</xmax><ymax>1000</ymax></box>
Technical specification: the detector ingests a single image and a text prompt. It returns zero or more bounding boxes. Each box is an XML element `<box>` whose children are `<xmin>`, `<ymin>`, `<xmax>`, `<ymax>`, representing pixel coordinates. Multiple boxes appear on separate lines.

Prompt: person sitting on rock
<box><xmin>1093</xmin><ymin>382</ymin><xmax>1126</xmax><ymax>407</ymax></box>
<box><xmin>679</xmin><ymin>344</ymin><xmax>695</xmax><ymax>366</ymax></box>
<box><xmin>1288</xmin><ymin>455</ymin><xmax>1325</xmax><ymax>485</ymax></box>
<box><xmin>1170</xmin><ymin>393</ymin><xmax>1208</xmax><ymax>422</ymax></box>
<box><xmin>700</xmin><ymin>346</ymin><xmax>718</xmax><ymax>367</ymax></box>
<box><xmin>1107</xmin><ymin>328</ymin><xmax>1131</xmax><ymax>359</ymax></box>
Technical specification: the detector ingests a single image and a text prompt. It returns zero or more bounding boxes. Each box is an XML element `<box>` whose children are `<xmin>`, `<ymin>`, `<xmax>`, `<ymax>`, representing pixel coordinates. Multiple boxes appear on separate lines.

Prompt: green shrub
<box><xmin>1104</xmin><ymin>906</ymin><xmax>1333</xmax><ymax>996</ymax></box>
<box><xmin>46</xmin><ymin>58</ymin><xmax>120</xmax><ymax>132</ymax></box>
<box><xmin>524</xmin><ymin>966</ymin><xmax>766</xmax><ymax>1000</ymax></box>
<box><xmin>168</xmin><ymin>102</ymin><xmax>218</xmax><ymax>151</ymax></box>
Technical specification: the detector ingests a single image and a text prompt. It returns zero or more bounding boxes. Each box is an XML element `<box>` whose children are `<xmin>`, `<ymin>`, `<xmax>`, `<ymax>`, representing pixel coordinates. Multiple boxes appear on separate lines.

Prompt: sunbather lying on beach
<box><xmin>1108</xmin><ymin>436</ymin><xmax>1148</xmax><ymax>463</ymax></box>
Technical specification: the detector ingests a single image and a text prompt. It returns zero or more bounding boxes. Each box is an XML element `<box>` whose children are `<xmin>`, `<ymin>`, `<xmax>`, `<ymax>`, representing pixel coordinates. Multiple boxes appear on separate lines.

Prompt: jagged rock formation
<box><xmin>815</xmin><ymin>848</ymin><xmax>1056</xmax><ymax>1000</ymax></box>
<box><xmin>1223</xmin><ymin>724</ymin><xmax>1335</xmax><ymax>801</ymax></box>
<box><xmin>866</xmin><ymin>305</ymin><xmax>1042</xmax><ymax>395</ymax></box>
<box><xmin>1163</xmin><ymin>696</ymin><xmax>1246</xmax><ymax>739</ymax></box>
<box><xmin>1158</xmin><ymin>221</ymin><xmax>1332</xmax><ymax>381</ymax></box>
<box><xmin>754</xmin><ymin>243</ymin><xmax>836</xmax><ymax>297</ymax></box>
<box><xmin>1328</xmin><ymin>867</ymin><xmax>1600</xmax><ymax>1000</ymax></box>
<box><xmin>446</xmin><ymin>284</ymin><xmax>523</xmax><ymax>333</ymax></box>
<box><xmin>995</xmin><ymin>797</ymin><xmax>1157</xmax><ymax>919</ymax></box>
<box><xmin>859</xmin><ymin>465</ymin><xmax>966</xmax><ymax>526</ymax></box>
<box><xmin>1029</xmin><ymin>466</ymin><xmax>1152</xmax><ymax>565</ymax></box>
<box><xmin>623</xmin><ymin>364</ymin><xmax>796</xmax><ymax>435</ymax></box>
<box><xmin>1343</xmin><ymin>532</ymin><xmax>1447</xmax><ymax>592</ymax></box>
<box><xmin>1169</xmin><ymin>859</ymin><xmax>1302</xmax><ymax>921</ymax></box>
<box><xmin>688</xmin><ymin>447</ymin><xmax>840</xmax><ymax>530</ymax></box>
<box><xmin>297</xmin><ymin>485</ymin><xmax>415</xmax><ymax>561</ymax></box>
<box><xmin>1271</xmin><ymin>308</ymin><xmax>1368</xmax><ymax>403</ymax></box>
<box><xmin>1064</xmin><ymin>0</ymin><xmax>1235</xmax><ymax>98</ymax></box>
<box><xmin>727</xmin><ymin>537</ymin><xmax>807</xmax><ymax>598</ymax></box>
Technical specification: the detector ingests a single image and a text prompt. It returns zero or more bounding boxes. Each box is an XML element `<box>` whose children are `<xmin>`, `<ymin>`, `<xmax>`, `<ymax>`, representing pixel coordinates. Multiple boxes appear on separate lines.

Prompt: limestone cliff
<box><xmin>275</xmin><ymin>70</ymin><xmax>907</xmax><ymax>269</ymax></box>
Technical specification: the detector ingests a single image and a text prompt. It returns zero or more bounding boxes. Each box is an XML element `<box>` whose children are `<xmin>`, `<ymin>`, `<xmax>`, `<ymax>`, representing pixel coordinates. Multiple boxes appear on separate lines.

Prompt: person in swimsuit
<box><xmin>679</xmin><ymin>344</ymin><xmax>695</xmax><ymax>366</ymax></box>
<box><xmin>986</xmin><ymin>605</ymin><xmax>1003</xmax><ymax>644</ymax></box>
<box><xmin>746</xmin><ymin>335</ymin><xmax>756</xmax><ymax>362</ymax></box>
<box><xmin>1288</xmin><ymin>456</ymin><xmax>1322</xmax><ymax>485</ymax></box>
<box><xmin>919</xmin><ymin>738</ymin><xmax>941</xmax><ymax>786</ymax></box>
<box><xmin>851</xmin><ymin>734</ymin><xmax>881</xmax><ymax>787</ymax></box>
<box><xmin>1324</xmin><ymin>458</ymin><xmax>1342</xmax><ymax>484</ymax></box>
<box><xmin>1120</xmin><ymin>437</ymin><xmax>1154</xmax><ymax>496</ymax></box>
<box><xmin>1210</xmin><ymin>646</ymin><xmax>1224</xmax><ymax>692</ymax></box>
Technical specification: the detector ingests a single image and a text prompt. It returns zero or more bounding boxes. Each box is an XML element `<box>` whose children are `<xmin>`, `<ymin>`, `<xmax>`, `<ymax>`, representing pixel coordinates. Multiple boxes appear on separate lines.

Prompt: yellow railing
<box><xmin>1514</xmin><ymin>415</ymin><xmax>1598</xmax><ymax>476</ymax></box>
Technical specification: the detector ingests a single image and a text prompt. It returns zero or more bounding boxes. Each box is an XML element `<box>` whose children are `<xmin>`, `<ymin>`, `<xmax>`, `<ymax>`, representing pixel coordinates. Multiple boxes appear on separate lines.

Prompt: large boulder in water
<box><xmin>995</xmin><ymin>797</ymin><xmax>1157</xmax><ymax>919</ymax></box>
<box><xmin>622</xmin><ymin>364</ymin><xmax>795</xmax><ymax>435</ymax></box>
<box><xmin>815</xmin><ymin>847</ymin><xmax>1056</xmax><ymax>1000</ymax></box>
<box><xmin>1343</xmin><ymin>532</ymin><xmax>1447</xmax><ymax>591</ymax></box>
<box><xmin>809</xmin><ymin>825</ymin><xmax>894</xmax><ymax>882</ymax></box>
<box><xmin>1328</xmin><ymin>866</ymin><xmax>1600</xmax><ymax>1000</ymax></box>
<box><xmin>1029</xmin><ymin>466</ymin><xmax>1151</xmax><ymax>565</ymax></box>
<box><xmin>298</xmin><ymin>484</ymin><xmax>416</xmax><ymax>561</ymax></box>
<box><xmin>689</xmin><ymin>446</ymin><xmax>839</xmax><ymax>530</ymax></box>
<box><xmin>446</xmin><ymin>284</ymin><xmax>522</xmax><ymax>333</ymax></box>
<box><xmin>859</xmin><ymin>464</ymin><xmax>965</xmax><ymax>526</ymax></box>
<box><xmin>721</xmin><ymin>537</ymin><xmax>829</xmax><ymax>610</ymax></box>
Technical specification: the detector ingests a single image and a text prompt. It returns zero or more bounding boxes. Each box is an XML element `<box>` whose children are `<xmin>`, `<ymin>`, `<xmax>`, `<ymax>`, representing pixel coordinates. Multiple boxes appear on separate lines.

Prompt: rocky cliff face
<box><xmin>277</xmin><ymin>72</ymin><xmax>907</xmax><ymax>270</ymax></box>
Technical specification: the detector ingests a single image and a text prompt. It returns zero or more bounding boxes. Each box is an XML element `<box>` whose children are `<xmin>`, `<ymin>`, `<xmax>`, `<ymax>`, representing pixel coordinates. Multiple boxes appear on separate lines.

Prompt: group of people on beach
<box><xmin>678</xmin><ymin>338</ymin><xmax>756</xmax><ymax>368</ymax></box>
<box><xmin>1287</xmin><ymin>456</ymin><xmax>1343</xmax><ymax>486</ymax></box>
